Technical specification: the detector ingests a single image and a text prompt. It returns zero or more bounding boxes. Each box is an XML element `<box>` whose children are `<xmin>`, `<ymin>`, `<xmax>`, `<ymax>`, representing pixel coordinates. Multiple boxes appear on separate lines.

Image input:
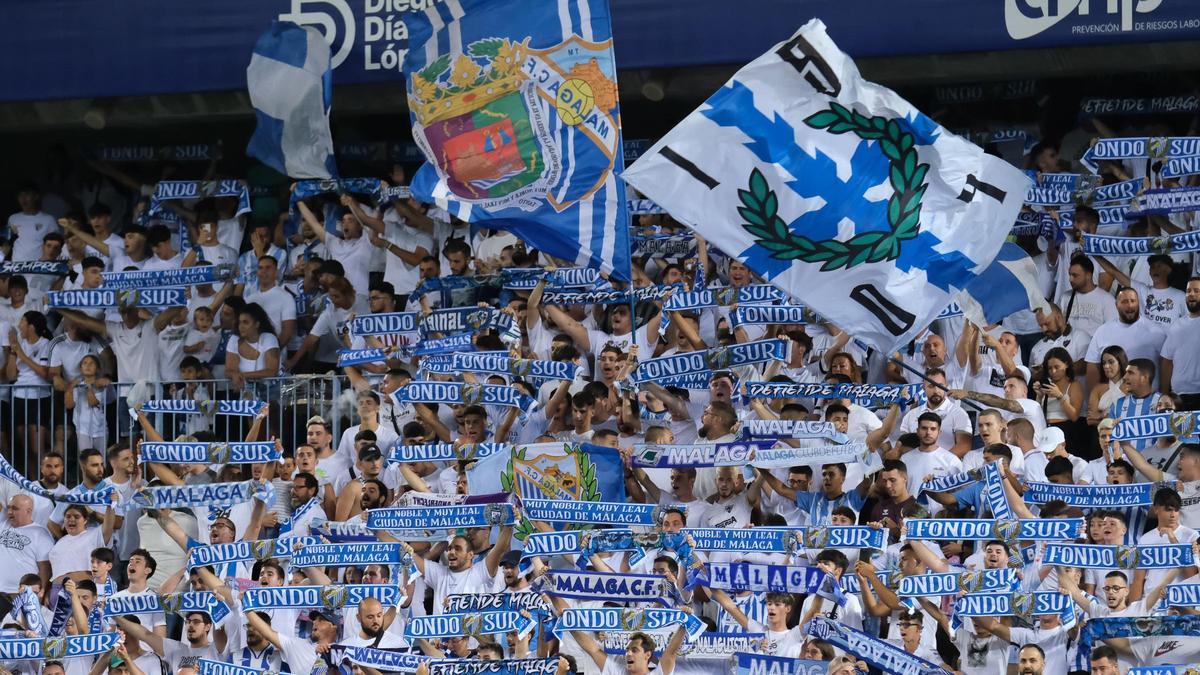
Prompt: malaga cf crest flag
<box><xmin>622</xmin><ymin>19</ymin><xmax>1030</xmax><ymax>351</ymax></box>
<box><xmin>402</xmin><ymin>0</ymin><xmax>631</xmax><ymax>281</ymax></box>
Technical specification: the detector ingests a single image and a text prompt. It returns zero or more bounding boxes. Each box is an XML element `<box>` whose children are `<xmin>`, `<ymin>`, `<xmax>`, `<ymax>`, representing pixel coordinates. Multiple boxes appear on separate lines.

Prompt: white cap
<box><xmin>1013</xmin><ymin>365</ymin><xmax>1031</xmax><ymax>386</ymax></box>
<box><xmin>1037</xmin><ymin>426</ymin><xmax>1066</xmax><ymax>453</ymax></box>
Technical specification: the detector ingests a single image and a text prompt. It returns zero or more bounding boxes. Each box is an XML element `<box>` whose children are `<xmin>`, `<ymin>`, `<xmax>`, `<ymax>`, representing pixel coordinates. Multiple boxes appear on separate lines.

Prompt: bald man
<box><xmin>341</xmin><ymin>597</ymin><xmax>408</xmax><ymax>648</ymax></box>
<box><xmin>0</xmin><ymin>495</ymin><xmax>53</xmax><ymax>591</ymax></box>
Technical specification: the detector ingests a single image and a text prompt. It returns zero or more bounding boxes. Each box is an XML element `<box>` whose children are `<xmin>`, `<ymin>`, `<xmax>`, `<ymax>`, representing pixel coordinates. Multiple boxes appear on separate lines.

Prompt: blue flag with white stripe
<box><xmin>954</xmin><ymin>242</ymin><xmax>1051</xmax><ymax>326</ymax></box>
<box><xmin>622</xmin><ymin>19</ymin><xmax>1029</xmax><ymax>352</ymax></box>
<box><xmin>401</xmin><ymin>0</ymin><xmax>631</xmax><ymax>281</ymax></box>
<box><xmin>246</xmin><ymin>21</ymin><xmax>337</xmax><ymax>179</ymax></box>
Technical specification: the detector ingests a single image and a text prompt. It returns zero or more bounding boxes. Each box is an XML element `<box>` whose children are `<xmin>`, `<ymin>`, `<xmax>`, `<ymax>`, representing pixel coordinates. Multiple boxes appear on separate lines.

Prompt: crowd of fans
<box><xmin>0</xmin><ymin>109</ymin><xmax>1197</xmax><ymax>675</ymax></box>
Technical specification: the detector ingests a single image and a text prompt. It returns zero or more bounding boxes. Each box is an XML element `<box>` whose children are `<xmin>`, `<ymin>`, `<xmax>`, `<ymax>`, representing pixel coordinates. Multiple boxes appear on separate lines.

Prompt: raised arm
<box><xmin>116</xmin><ymin>615</ymin><xmax>165</xmax><ymax>656</ymax></box>
<box><xmin>657</xmin><ymin>622</ymin><xmax>689</xmax><ymax>675</ymax></box>
<box><xmin>950</xmin><ymin>388</ymin><xmax>1022</xmax><ymax>413</ymax></box>
<box><xmin>55</xmin><ymin>309</ymin><xmax>107</xmax><ymax>338</ymax></box>
<box><xmin>296</xmin><ymin>200</ymin><xmax>328</xmax><ymax>245</ymax></box>
<box><xmin>541</xmin><ymin>304</ymin><xmax>590</xmax><ymax>350</ymax></box>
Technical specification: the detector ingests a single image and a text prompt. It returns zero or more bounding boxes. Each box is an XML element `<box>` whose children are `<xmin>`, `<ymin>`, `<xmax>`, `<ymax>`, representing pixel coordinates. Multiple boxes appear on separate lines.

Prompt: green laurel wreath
<box><xmin>501</xmin><ymin>444</ymin><xmax>601</xmax><ymax>540</ymax></box>
<box><xmin>738</xmin><ymin>101</ymin><xmax>930</xmax><ymax>271</ymax></box>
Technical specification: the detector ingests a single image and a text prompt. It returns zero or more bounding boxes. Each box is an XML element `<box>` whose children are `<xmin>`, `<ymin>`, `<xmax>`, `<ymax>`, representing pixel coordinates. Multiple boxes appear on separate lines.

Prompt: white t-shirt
<box><xmin>900</xmin><ymin>446</ymin><xmax>964</xmax><ymax>498</ymax></box>
<box><xmin>107</xmin><ymin>318</ymin><xmax>160</xmax><ymax>382</ymax></box>
<box><xmin>12</xmin><ymin>336</ymin><xmax>50</xmax><ymax>398</ymax></box>
<box><xmin>953</xmin><ymin>622</ymin><xmax>1009</xmax><ymax>675</ymax></box>
<box><xmin>1029</xmin><ymin>327</ymin><xmax>1092</xmax><ymax>369</ymax></box>
<box><xmin>422</xmin><ymin>560</ymin><xmax>495</xmax><ymax>613</ymax></box>
<box><xmin>158</xmin><ymin>320</ymin><xmax>189</xmax><ymax>381</ymax></box>
<box><xmin>226</xmin><ymin>333</ymin><xmax>280</xmax><ymax>374</ymax></box>
<box><xmin>6</xmin><ymin>212</ymin><xmax>59</xmax><ymax>263</ymax></box>
<box><xmin>1009</xmin><ymin>625</ymin><xmax>1070</xmax><ymax>675</ymax></box>
<box><xmin>1138</xmin><ymin>525</ymin><xmax>1199</xmax><ymax>592</ymax></box>
<box><xmin>48</xmin><ymin>335</ymin><xmax>103</xmax><ymax>384</ymax></box>
<box><xmin>1055</xmin><ymin>286</ymin><xmax>1117</xmax><ymax>338</ymax></box>
<box><xmin>324</xmin><ymin>234</ymin><xmax>374</xmax><ymax>297</ymax></box>
<box><xmin>1135</xmin><ymin>282</ymin><xmax>1187</xmax><ymax>329</ymax></box>
<box><xmin>143</xmin><ymin>252</ymin><xmax>184</xmax><ymax>271</ymax></box>
<box><xmin>48</xmin><ymin>525</ymin><xmax>107</xmax><ymax>579</ymax></box>
<box><xmin>1084</xmin><ymin>318</ymin><xmax>1167</xmax><ymax>369</ymax></box>
<box><xmin>244</xmin><ymin>285</ymin><xmax>298</xmax><ymax>338</ymax></box>
<box><xmin>898</xmin><ymin>398</ymin><xmax>973</xmax><ymax>451</ymax></box>
<box><xmin>199</xmin><ymin>243</ymin><xmax>238</xmax><ymax>268</ymax></box>
<box><xmin>382</xmin><ymin>213</ymin><xmax>435</xmax><ymax>295</ymax></box>
<box><xmin>0</xmin><ymin>522</ymin><xmax>53</xmax><ymax>592</ymax></box>
<box><xmin>161</xmin><ymin>638</ymin><xmax>221</xmax><ymax>673</ymax></box>
<box><xmin>1162</xmin><ymin>315</ymin><xmax>1200</xmax><ymax>394</ymax></box>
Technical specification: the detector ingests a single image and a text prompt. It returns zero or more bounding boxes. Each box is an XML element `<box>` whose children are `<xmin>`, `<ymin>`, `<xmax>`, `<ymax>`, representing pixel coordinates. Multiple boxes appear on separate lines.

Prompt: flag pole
<box><xmin>887</xmin><ymin>356</ymin><xmax>986</xmax><ymax>412</ymax></box>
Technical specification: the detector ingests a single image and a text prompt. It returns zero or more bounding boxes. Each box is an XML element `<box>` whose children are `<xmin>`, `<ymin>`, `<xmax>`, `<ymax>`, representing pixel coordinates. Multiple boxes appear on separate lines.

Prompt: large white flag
<box><xmin>622</xmin><ymin>20</ymin><xmax>1030</xmax><ymax>352</ymax></box>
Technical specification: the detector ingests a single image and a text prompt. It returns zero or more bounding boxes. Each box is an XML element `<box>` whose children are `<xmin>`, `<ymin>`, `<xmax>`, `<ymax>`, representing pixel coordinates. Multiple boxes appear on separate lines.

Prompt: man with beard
<box><xmin>334</xmin><ymin>445</ymin><xmax>394</xmax><ymax>521</ymax></box>
<box><xmin>1084</xmin><ymin>286</ymin><xmax>1166</xmax><ymax>392</ymax></box>
<box><xmin>117</xmin><ymin>610</ymin><xmax>226</xmax><ymax>673</ymax></box>
<box><xmin>1030</xmin><ymin>304</ymin><xmax>1090</xmax><ymax>378</ymax></box>
<box><xmin>976</xmin><ymin>623</ymin><xmax>1064</xmax><ymax>675</ymax></box>
<box><xmin>862</xmin><ymin>460</ymin><xmax>917</xmax><ymax>541</ymax></box>
<box><xmin>1161</xmin><ymin>277</ymin><xmax>1200</xmax><ymax>410</ymax></box>
<box><xmin>247</xmin><ymin>606</ymin><xmax>340</xmax><ymax>675</ymax></box>
<box><xmin>342</xmin><ymin>597</ymin><xmax>407</xmax><ymax>648</ymax></box>
<box><xmin>281</xmin><ymin>471</ymin><xmax>322</xmax><ymax>536</ymax></box>
<box><xmin>1055</xmin><ymin>255</ymin><xmax>1116</xmax><ymax>338</ymax></box>
<box><xmin>400</xmin><ymin>522</ymin><xmax>513</xmax><ymax>612</ymax></box>
<box><xmin>1108</xmin><ymin>360</ymin><xmax>1162</xmax><ymax>452</ymax></box>
<box><xmin>897</xmin><ymin>368</ymin><xmax>972</xmax><ymax>458</ymax></box>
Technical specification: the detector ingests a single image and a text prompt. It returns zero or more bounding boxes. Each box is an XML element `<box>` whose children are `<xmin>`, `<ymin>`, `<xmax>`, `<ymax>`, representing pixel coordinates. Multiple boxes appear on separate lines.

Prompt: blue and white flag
<box><xmin>139</xmin><ymin>441</ymin><xmax>280</xmax><ymax>465</ymax></box>
<box><xmin>246</xmin><ymin>21</ymin><xmax>336</xmax><ymax>179</ymax></box>
<box><xmin>394</xmin><ymin>381</ymin><xmax>535</xmax><ymax>412</ymax></box>
<box><xmin>1023</xmin><ymin>481</ymin><xmax>1157</xmax><ymax>507</ymax></box>
<box><xmin>622</xmin><ymin>20</ymin><xmax>1029</xmax><ymax>353</ymax></box>
<box><xmin>47</xmin><ymin>288</ymin><xmax>187</xmax><ymax>309</ymax></box>
<box><xmin>1042</xmin><ymin>543</ymin><xmax>1194</xmax><ymax>569</ymax></box>
<box><xmin>954</xmin><ymin>242</ymin><xmax>1051</xmax><ymax>327</ymax></box>
<box><xmin>466</xmin><ymin>442</ymin><xmax>626</xmax><ymax>504</ymax></box>
<box><xmin>102</xmin><ymin>265</ymin><xmax>237</xmax><ymax>290</ymax></box>
<box><xmin>241</xmin><ymin>584</ymin><xmax>405</xmax><ymax>610</ymax></box>
<box><xmin>365</xmin><ymin>504</ymin><xmax>515</xmax><ymax>530</ymax></box>
<box><xmin>630</xmin><ymin>339</ymin><xmax>790</xmax><ymax>384</ymax></box>
<box><xmin>806</xmin><ymin>617</ymin><xmax>942</xmax><ymax>675</ymax></box>
<box><xmin>1083</xmin><ymin>232</ymin><xmax>1200</xmax><ymax>257</ymax></box>
<box><xmin>402</xmin><ymin>0</ymin><xmax>631</xmax><ymax>280</ymax></box>
<box><xmin>406</xmin><ymin>611</ymin><xmax>534</xmax><ymax>640</ymax></box>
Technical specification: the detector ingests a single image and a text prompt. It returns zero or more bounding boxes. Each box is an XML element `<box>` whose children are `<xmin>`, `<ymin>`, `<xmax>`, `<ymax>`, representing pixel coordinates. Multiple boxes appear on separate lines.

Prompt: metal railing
<box><xmin>0</xmin><ymin>374</ymin><xmax>354</xmax><ymax>485</ymax></box>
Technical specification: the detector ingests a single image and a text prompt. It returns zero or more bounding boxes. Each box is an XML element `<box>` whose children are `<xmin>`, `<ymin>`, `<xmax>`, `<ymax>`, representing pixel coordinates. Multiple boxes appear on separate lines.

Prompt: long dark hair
<box><xmin>239</xmin><ymin>302</ymin><xmax>276</xmax><ymax>337</ymax></box>
<box><xmin>22</xmin><ymin>310</ymin><xmax>51</xmax><ymax>340</ymax></box>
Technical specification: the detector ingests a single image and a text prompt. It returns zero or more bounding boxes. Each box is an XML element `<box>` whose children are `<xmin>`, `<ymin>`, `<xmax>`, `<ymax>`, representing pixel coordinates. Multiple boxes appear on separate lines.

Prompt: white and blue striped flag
<box><xmin>246</xmin><ymin>21</ymin><xmax>337</xmax><ymax>179</ymax></box>
<box><xmin>400</xmin><ymin>0</ymin><xmax>631</xmax><ymax>281</ymax></box>
<box><xmin>622</xmin><ymin>19</ymin><xmax>1030</xmax><ymax>352</ymax></box>
<box><xmin>956</xmin><ymin>242</ymin><xmax>1051</xmax><ymax>328</ymax></box>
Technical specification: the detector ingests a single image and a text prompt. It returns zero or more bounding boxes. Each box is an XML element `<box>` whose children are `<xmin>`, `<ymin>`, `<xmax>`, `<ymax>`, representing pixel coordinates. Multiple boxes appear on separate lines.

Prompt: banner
<box><xmin>1111</xmin><ymin>412</ymin><xmax>1200</xmax><ymax>442</ymax></box>
<box><xmin>467</xmin><ymin>442</ymin><xmax>627</xmax><ymax>509</ymax></box>
<box><xmin>1023</xmin><ymin>481</ymin><xmax>1157</xmax><ymax>507</ymax></box>
<box><xmin>745</xmin><ymin>381</ymin><xmax>920</xmax><ymax>405</ymax></box>
<box><xmin>419</xmin><ymin>308</ymin><xmax>514</xmax><ymax>338</ymax></box>
<box><xmin>389</xmin><ymin>442</ymin><xmax>508</xmax><ymax>464</ymax></box>
<box><xmin>539</xmin><ymin>570</ymin><xmax>682</xmax><ymax>606</ymax></box>
<box><xmin>186</xmin><ymin>536</ymin><xmax>319</xmax><ymax>570</ymax></box>
<box><xmin>0</xmin><ymin>454</ymin><xmax>113</xmax><ymax>506</ymax></box>
<box><xmin>1041</xmin><ymin>543</ymin><xmax>1194</xmax><ymax>569</ymax></box>
<box><xmin>540</xmin><ymin>285</ymin><xmax>675</xmax><ymax>306</ymax></box>
<box><xmin>121</xmin><ymin>480</ymin><xmax>272</xmax><ymax>513</ymax></box>
<box><xmin>428</xmin><ymin>659</ymin><xmax>560</xmax><ymax>675</ymax></box>
<box><xmin>365</xmin><ymin>504</ymin><xmax>515</xmax><ymax>530</ymax></box>
<box><xmin>139</xmin><ymin>399</ymin><xmax>266</xmax><ymax>417</ymax></box>
<box><xmin>1080</xmin><ymin>96</ymin><xmax>1200</xmax><ymax>116</ymax></box>
<box><xmin>0</xmin><ymin>261</ymin><xmax>69</xmax><ymax>276</ymax></box>
<box><xmin>664</xmin><ymin>285</ymin><xmax>785</xmax><ymax>311</ymax></box>
<box><xmin>732</xmin><ymin>304</ymin><xmax>809</xmax><ymax>326</ymax></box>
<box><xmin>684</xmin><ymin>526</ymin><xmax>885</xmax><ymax>552</ymax></box>
<box><xmin>139</xmin><ymin>441</ymin><xmax>280</xmax><ymax>465</ymax></box>
<box><xmin>0</xmin><ymin>633</ymin><xmax>121</xmax><ymax>661</ymax></box>
<box><xmin>405</xmin><ymin>611</ymin><xmax>534</xmax><ymax>640</ymax></box>
<box><xmin>1080</xmin><ymin>137</ymin><xmax>1200</xmax><ymax>173</ymax></box>
<box><xmin>241</xmin><ymin>584</ymin><xmax>404</xmax><ymax>610</ymax></box>
<box><xmin>150</xmin><ymin>179</ymin><xmax>251</xmax><ymax>218</ymax></box>
<box><xmin>105</xmin><ymin>592</ymin><xmax>230</xmax><ymax>623</ymax></box>
<box><xmin>101</xmin><ymin>265</ymin><xmax>236</xmax><ymax>289</ymax></box>
<box><xmin>290</xmin><ymin>542</ymin><xmax>408</xmax><ymax>568</ymax></box>
<box><xmin>421</xmin><ymin>352</ymin><xmax>578</xmax><ymax>381</ymax></box>
<box><xmin>806</xmin><ymin>617</ymin><xmax>942</xmax><ymax>675</ymax></box>
<box><xmin>622</xmin><ymin>19</ymin><xmax>1029</xmax><ymax>354</ymax></box>
<box><xmin>903</xmin><ymin>518</ymin><xmax>1083</xmax><ymax>542</ymax></box>
<box><xmin>403</xmin><ymin>0</ymin><xmax>631</xmax><ymax>280</ymax></box>
<box><xmin>1128</xmin><ymin>186</ymin><xmax>1200</xmax><ymax>217</ymax></box>
<box><xmin>953</xmin><ymin>591</ymin><xmax>1072</xmax><ymax>620</ymax></box>
<box><xmin>739</xmin><ymin>419</ymin><xmax>848</xmax><ymax>443</ymax></box>
<box><xmin>522</xmin><ymin>500</ymin><xmax>666</xmax><ymax>527</ymax></box>
<box><xmin>47</xmin><ymin>288</ymin><xmax>187</xmax><ymax>309</ymax></box>
<box><xmin>394</xmin><ymin>382</ymin><xmax>535</xmax><ymax>412</ymax></box>
<box><xmin>444</xmin><ymin>593</ymin><xmax>550</xmax><ymax>615</ymax></box>
<box><xmin>347</xmin><ymin>312</ymin><xmax>420</xmax><ymax>337</ymax></box>
<box><xmin>631</xmin><ymin>339</ymin><xmax>790</xmax><ymax>384</ymax></box>
<box><xmin>735</xmin><ymin>654</ymin><xmax>826</xmax><ymax>675</ymax></box>
<box><xmin>96</xmin><ymin>144</ymin><xmax>219</xmax><ymax>163</ymax></box>
<box><xmin>554</xmin><ymin>608</ymin><xmax>705</xmax><ymax>642</ymax></box>
<box><xmin>898</xmin><ymin>568</ymin><xmax>1018</xmax><ymax>597</ymax></box>
<box><xmin>1082</xmin><ymin>232</ymin><xmax>1200</xmax><ymax>257</ymax></box>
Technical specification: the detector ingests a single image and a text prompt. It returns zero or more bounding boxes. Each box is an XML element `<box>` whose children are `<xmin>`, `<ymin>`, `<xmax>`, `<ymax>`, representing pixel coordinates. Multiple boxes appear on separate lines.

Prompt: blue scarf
<box><xmin>241</xmin><ymin>584</ymin><xmax>405</xmax><ymax>610</ymax></box>
<box><xmin>1023</xmin><ymin>481</ymin><xmax>1157</xmax><ymax>507</ymax></box>
<box><xmin>537</xmin><ymin>570</ymin><xmax>683</xmax><ymax>606</ymax></box>
<box><xmin>745</xmin><ymin>381</ymin><xmax>921</xmax><ymax>405</ymax></box>
<box><xmin>629</xmin><ymin>200</ymin><xmax>667</xmax><ymax>215</ymax></box>
<box><xmin>288</xmin><ymin>177</ymin><xmax>383</xmax><ymax>225</ymax></box>
<box><xmin>186</xmin><ymin>536</ymin><xmax>319</xmax><ymax>570</ymax></box>
<box><xmin>1111</xmin><ymin>411</ymin><xmax>1200</xmax><ymax>441</ymax></box>
<box><xmin>290</xmin><ymin>542</ymin><xmax>409</xmax><ymax>568</ymax></box>
<box><xmin>521</xmin><ymin>528</ymin><xmax>638</xmax><ymax>560</ymax></box>
<box><xmin>664</xmin><ymin>285</ymin><xmax>785</xmax><ymax>311</ymax></box>
<box><xmin>731</xmin><ymin>304</ymin><xmax>809</xmax><ymax>326</ymax></box>
<box><xmin>139</xmin><ymin>399</ymin><xmax>266</xmax><ymax>417</ymax></box>
<box><xmin>407</xmin><ymin>611</ymin><xmax>534</xmax><ymax>639</ymax></box>
<box><xmin>1083</xmin><ymin>232</ymin><xmax>1200</xmax><ymax>257</ymax></box>
<box><xmin>631</xmin><ymin>338</ymin><xmax>790</xmax><ymax>384</ymax></box>
<box><xmin>347</xmin><ymin>311</ymin><xmax>420</xmax><ymax>336</ymax></box>
<box><xmin>0</xmin><ymin>633</ymin><xmax>121</xmax><ymax>661</ymax></box>
<box><xmin>1165</xmin><ymin>583</ymin><xmax>1200</xmax><ymax>607</ymax></box>
<box><xmin>0</xmin><ymin>261</ymin><xmax>69</xmax><ymax>276</ymax></box>
<box><xmin>312</xmin><ymin>519</ymin><xmax>380</xmax><ymax>543</ymax></box>
<box><xmin>521</xmin><ymin>499</ymin><xmax>666</xmax><ymax>526</ymax></box>
<box><xmin>1081</xmin><ymin>136</ymin><xmax>1200</xmax><ymax>173</ymax></box>
<box><xmin>199</xmin><ymin>659</ymin><xmax>267</xmax><ymax>675</ymax></box>
<box><xmin>1081</xmin><ymin>96</ymin><xmax>1200</xmax><ymax>116</ymax></box>
<box><xmin>420</xmin><ymin>307</ymin><xmax>514</xmax><ymax>338</ymax></box>
<box><xmin>751</xmin><ymin>442</ymin><xmax>871</xmax><ymax>469</ymax></box>
<box><xmin>1128</xmin><ymin>186</ymin><xmax>1200</xmax><ymax>216</ymax></box>
<box><xmin>1059</xmin><ymin>204</ymin><xmax>1131</xmax><ymax>230</ymax></box>
<box><xmin>735</xmin><ymin>654</ymin><xmax>829</xmax><ymax>675</ymax></box>
<box><xmin>139</xmin><ymin>441</ymin><xmax>280</xmax><ymax>464</ymax></box>
<box><xmin>394</xmin><ymin>381</ymin><xmax>535</xmax><ymax>412</ymax></box>
<box><xmin>9</xmin><ymin>588</ymin><xmax>46</xmax><ymax>637</ymax></box>
<box><xmin>739</xmin><ymin>419</ymin><xmax>848</xmax><ymax>443</ymax></box>
<box><xmin>422</xmin><ymin>352</ymin><xmax>577</xmax><ymax>381</ymax></box>
<box><xmin>389</xmin><ymin>442</ymin><xmax>508</xmax><ymax>464</ymax></box>
<box><xmin>904</xmin><ymin>517</ymin><xmax>1082</xmax><ymax>542</ymax></box>
<box><xmin>328</xmin><ymin>646</ymin><xmax>428</xmax><ymax>672</ymax></box>
<box><xmin>919</xmin><ymin>466</ymin><xmax>984</xmax><ymax>495</ymax></box>
<box><xmin>632</xmin><ymin>442</ymin><xmax>767</xmax><ymax>468</ymax></box>
<box><xmin>1079</xmin><ymin>616</ymin><xmax>1200</xmax><ymax>673</ymax></box>
<box><xmin>898</xmin><ymin>569</ymin><xmax>1017</xmax><ymax>597</ymax></box>
<box><xmin>337</xmin><ymin>346</ymin><xmax>413</xmax><ymax>367</ymax></box>
<box><xmin>101</xmin><ymin>265</ymin><xmax>236</xmax><ymax>289</ymax></box>
<box><xmin>279</xmin><ymin>496</ymin><xmax>324</xmax><ymax>536</ymax></box>
<box><xmin>106</xmin><ymin>592</ymin><xmax>231</xmax><ymax>623</ymax></box>
<box><xmin>444</xmin><ymin>593</ymin><xmax>550</xmax><ymax>614</ymax></box>
<box><xmin>1024</xmin><ymin>178</ymin><xmax>1139</xmax><ymax>206</ymax></box>
<box><xmin>982</xmin><ymin>461</ymin><xmax>1013</xmax><ymax>520</ymax></box>
<box><xmin>365</xmin><ymin>503</ymin><xmax>515</xmax><ymax>530</ymax></box>
<box><xmin>953</xmin><ymin>591</ymin><xmax>1073</xmax><ymax>623</ymax></box>
<box><xmin>703</xmin><ymin>562</ymin><xmax>856</xmax><ymax>595</ymax></box>
<box><xmin>47</xmin><ymin>287</ymin><xmax>187</xmax><ymax>308</ymax></box>
<box><xmin>540</xmin><ymin>285</ymin><xmax>676</xmax><ymax>306</ymax></box>
<box><xmin>684</xmin><ymin>526</ymin><xmax>885</xmax><ymax>552</ymax></box>
<box><xmin>1042</xmin><ymin>543</ymin><xmax>1194</xmax><ymax>568</ymax></box>
<box><xmin>0</xmin><ymin>454</ymin><xmax>112</xmax><ymax>505</ymax></box>
<box><xmin>806</xmin><ymin>617</ymin><xmax>942</xmax><ymax>675</ymax></box>
<box><xmin>429</xmin><ymin>659</ymin><xmax>561</xmax><ymax>675</ymax></box>
<box><xmin>632</xmin><ymin>234</ymin><xmax>693</xmax><ymax>257</ymax></box>
<box><xmin>122</xmin><ymin>479</ymin><xmax>273</xmax><ymax>514</ymax></box>
<box><xmin>150</xmin><ymin>179</ymin><xmax>250</xmax><ymax>219</ymax></box>
<box><xmin>414</xmin><ymin>333</ymin><xmax>477</xmax><ymax>356</ymax></box>
<box><xmin>554</xmin><ymin>608</ymin><xmax>705</xmax><ymax>642</ymax></box>
<box><xmin>1165</xmin><ymin>155</ymin><xmax>1200</xmax><ymax>178</ymax></box>
<box><xmin>501</xmin><ymin>267</ymin><xmax>601</xmax><ymax>289</ymax></box>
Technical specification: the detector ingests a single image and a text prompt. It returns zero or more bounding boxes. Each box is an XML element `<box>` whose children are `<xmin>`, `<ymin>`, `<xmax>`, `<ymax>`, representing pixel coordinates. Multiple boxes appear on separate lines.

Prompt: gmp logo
<box><xmin>1004</xmin><ymin>0</ymin><xmax>1164</xmax><ymax>40</ymax></box>
<box><xmin>279</xmin><ymin>0</ymin><xmax>356</xmax><ymax>67</ymax></box>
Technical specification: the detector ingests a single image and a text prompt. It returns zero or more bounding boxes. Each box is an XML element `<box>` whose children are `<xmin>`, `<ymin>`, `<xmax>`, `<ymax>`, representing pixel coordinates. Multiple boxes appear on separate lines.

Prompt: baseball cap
<box><xmin>310</xmin><ymin>609</ymin><xmax>337</xmax><ymax>624</ymax></box>
<box><xmin>1037</xmin><ymin>427</ymin><xmax>1066</xmax><ymax>453</ymax></box>
<box><xmin>358</xmin><ymin>444</ymin><xmax>383</xmax><ymax>461</ymax></box>
<box><xmin>1013</xmin><ymin>365</ymin><xmax>1031</xmax><ymax>386</ymax></box>
<box><xmin>500</xmin><ymin>551</ymin><xmax>522</xmax><ymax>568</ymax></box>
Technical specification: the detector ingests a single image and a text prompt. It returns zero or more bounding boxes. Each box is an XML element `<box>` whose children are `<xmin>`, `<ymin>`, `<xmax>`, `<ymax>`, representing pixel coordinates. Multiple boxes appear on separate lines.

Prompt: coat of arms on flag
<box><xmin>402</xmin><ymin>0</ymin><xmax>631</xmax><ymax>279</ymax></box>
<box><xmin>622</xmin><ymin>19</ymin><xmax>1031</xmax><ymax>351</ymax></box>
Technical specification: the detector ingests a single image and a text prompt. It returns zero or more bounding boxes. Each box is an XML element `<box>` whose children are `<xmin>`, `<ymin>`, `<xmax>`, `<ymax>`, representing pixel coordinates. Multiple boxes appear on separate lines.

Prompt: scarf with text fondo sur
<box><xmin>364</xmin><ymin>503</ymin><xmax>515</xmax><ymax>530</ymax></box>
<box><xmin>150</xmin><ymin>179</ymin><xmax>251</xmax><ymax>218</ymax></box>
<box><xmin>0</xmin><ymin>633</ymin><xmax>121</xmax><ymax>661</ymax></box>
<box><xmin>119</xmin><ymin>479</ymin><xmax>274</xmax><ymax>515</ymax></box>
<box><xmin>1082</xmin><ymin>231</ymin><xmax>1200</xmax><ymax>257</ymax></box>
<box><xmin>101</xmin><ymin>264</ymin><xmax>237</xmax><ymax>290</ymax></box>
<box><xmin>1110</xmin><ymin>411</ymin><xmax>1200</xmax><ymax>441</ymax></box>
<box><xmin>138</xmin><ymin>399</ymin><xmax>266</xmax><ymax>417</ymax></box>
<box><xmin>388</xmin><ymin>442</ymin><xmax>508</xmax><ymax>464</ymax></box>
<box><xmin>806</xmin><ymin>617</ymin><xmax>943</xmax><ymax>675</ymax></box>
<box><xmin>554</xmin><ymin>608</ymin><xmax>706</xmax><ymax>642</ymax></box>
<box><xmin>951</xmin><ymin>592</ymin><xmax>1073</xmax><ymax>629</ymax></box>
<box><xmin>185</xmin><ymin>536</ymin><xmax>320</xmax><ymax>570</ymax></box>
<box><xmin>240</xmin><ymin>584</ymin><xmax>405</xmax><ymax>611</ymax></box>
<box><xmin>199</xmin><ymin>659</ymin><xmax>279</xmax><ymax>675</ymax></box>
<box><xmin>1080</xmin><ymin>136</ymin><xmax>1200</xmax><ymax>173</ymax></box>
<box><xmin>500</xmin><ymin>267</ymin><xmax>602</xmax><ymax>290</ymax></box>
<box><xmin>664</xmin><ymin>284</ymin><xmax>785</xmax><ymax>311</ymax></box>
<box><xmin>1024</xmin><ymin>177</ymin><xmax>1140</xmax><ymax>206</ymax></box>
<box><xmin>393</xmin><ymin>381</ymin><xmax>535</xmax><ymax>412</ymax></box>
<box><xmin>630</xmin><ymin>338</ymin><xmax>790</xmax><ymax>384</ymax></box>
<box><xmin>346</xmin><ymin>311</ymin><xmax>420</xmax><ymax>337</ymax></box>
<box><xmin>898</xmin><ymin>568</ymin><xmax>1018</xmax><ymax>597</ymax></box>
<box><xmin>1042</xmin><ymin>542</ymin><xmax>1195</xmax><ymax>569</ymax></box>
<box><xmin>138</xmin><ymin>441</ymin><xmax>280</xmax><ymax>464</ymax></box>
<box><xmin>47</xmin><ymin>287</ymin><xmax>187</xmax><ymax>309</ymax></box>
<box><xmin>406</xmin><ymin>611</ymin><xmax>534</xmax><ymax>640</ymax></box>
<box><xmin>105</xmin><ymin>592</ymin><xmax>231</xmax><ymax>623</ymax></box>
<box><xmin>731</xmin><ymin>304</ymin><xmax>810</xmax><ymax>326</ymax></box>
<box><xmin>903</xmin><ymin>517</ymin><xmax>1083</xmax><ymax>542</ymax></box>
<box><xmin>535</xmin><ymin>569</ymin><xmax>683</xmax><ymax>606</ymax></box>
<box><xmin>1164</xmin><ymin>582</ymin><xmax>1200</xmax><ymax>607</ymax></box>
<box><xmin>421</xmin><ymin>351</ymin><xmax>578</xmax><ymax>381</ymax></box>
